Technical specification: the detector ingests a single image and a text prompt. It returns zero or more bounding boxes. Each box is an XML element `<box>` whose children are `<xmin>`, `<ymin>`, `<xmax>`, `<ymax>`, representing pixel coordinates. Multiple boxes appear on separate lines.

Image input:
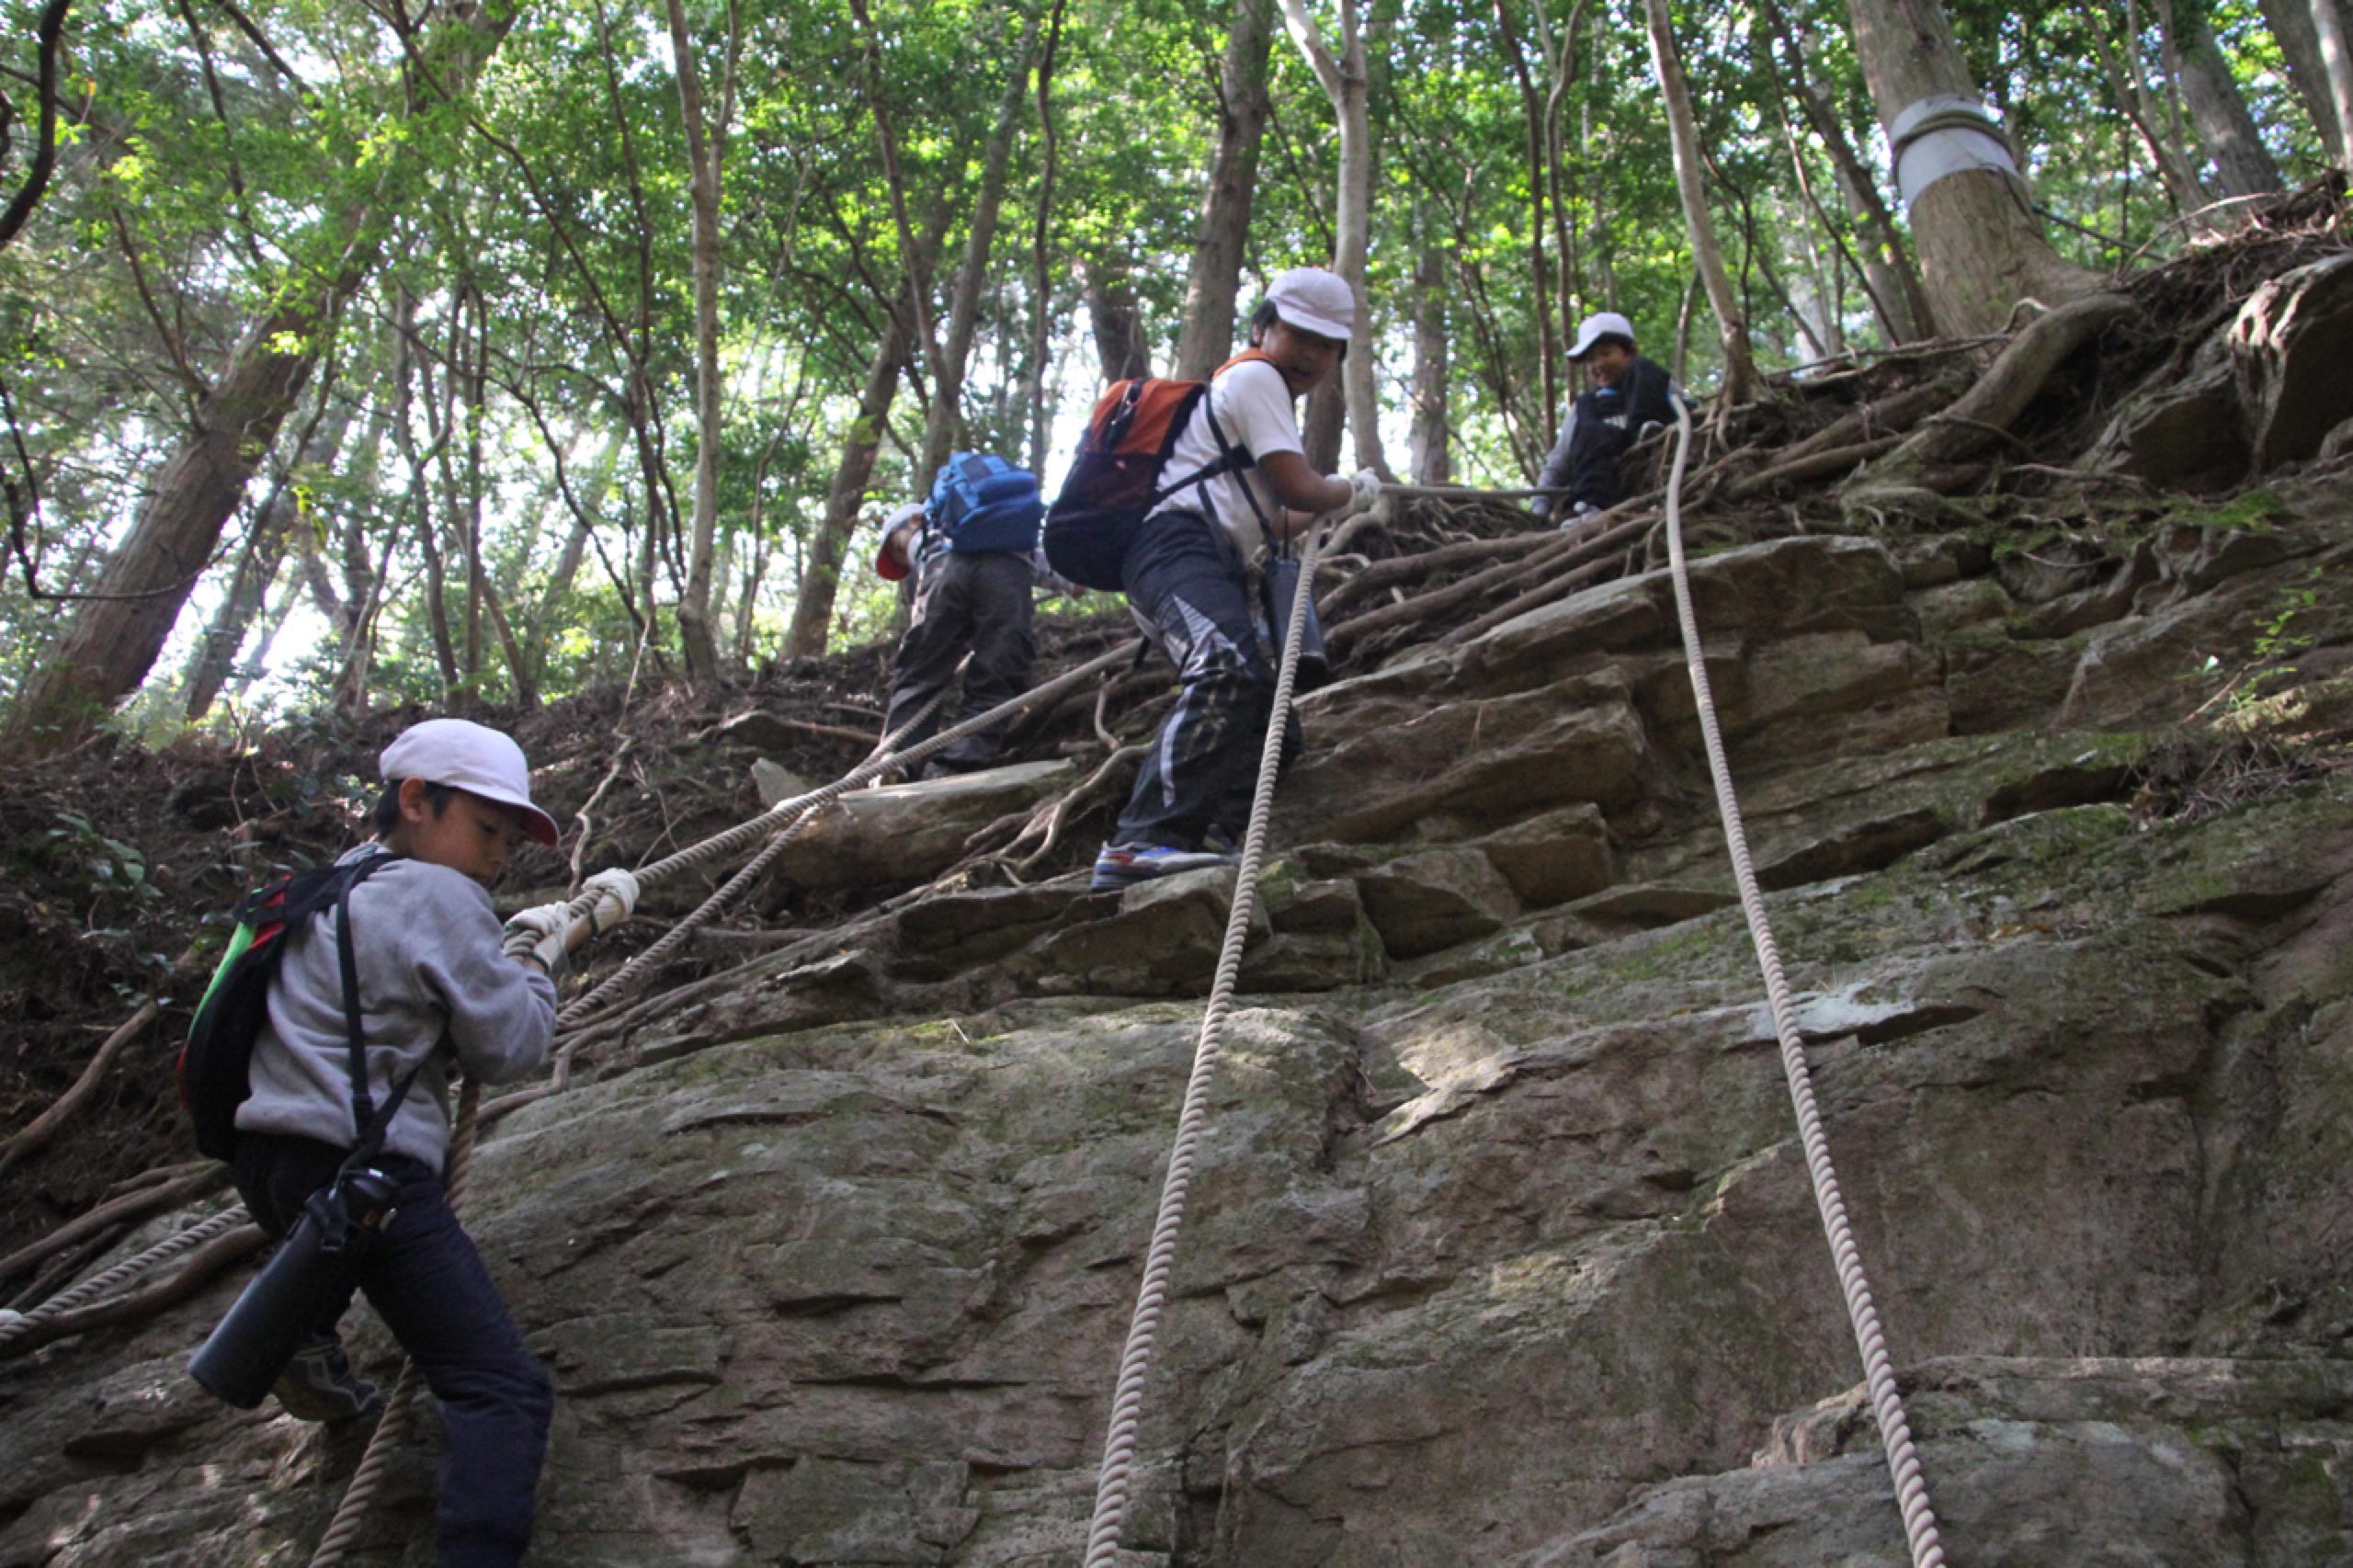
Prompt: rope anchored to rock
<box><xmin>1657</xmin><ymin>394</ymin><xmax>1948</xmax><ymax>1567</ymax></box>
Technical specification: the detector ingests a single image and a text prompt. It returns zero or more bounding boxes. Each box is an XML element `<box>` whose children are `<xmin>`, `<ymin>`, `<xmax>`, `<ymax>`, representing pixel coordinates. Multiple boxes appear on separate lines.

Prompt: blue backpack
<box><xmin>929</xmin><ymin>452</ymin><xmax>1043</xmax><ymax>555</ymax></box>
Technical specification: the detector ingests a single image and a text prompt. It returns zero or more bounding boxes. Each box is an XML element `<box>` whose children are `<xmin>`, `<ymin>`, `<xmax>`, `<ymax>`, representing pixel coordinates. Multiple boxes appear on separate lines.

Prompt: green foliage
<box><xmin>0</xmin><ymin>0</ymin><xmax>2335</xmax><ymax>730</ymax></box>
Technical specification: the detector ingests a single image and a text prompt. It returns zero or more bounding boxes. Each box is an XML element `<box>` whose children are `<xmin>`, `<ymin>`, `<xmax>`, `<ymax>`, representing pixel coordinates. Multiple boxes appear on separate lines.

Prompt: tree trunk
<box><xmin>919</xmin><ymin>21</ymin><xmax>1039</xmax><ymax>487</ymax></box>
<box><xmin>1279</xmin><ymin>0</ymin><xmax>1392</xmax><ymax>476</ymax></box>
<box><xmin>182</xmin><ymin>391</ymin><xmax>358</xmax><ymax>721</ymax></box>
<box><xmin>2</xmin><ymin>0</ymin><xmax>517</xmax><ymax>756</ymax></box>
<box><xmin>1085</xmin><ymin>256</ymin><xmax>1154</xmax><ymax>381</ymax></box>
<box><xmin>1843</xmin><ymin>0</ymin><xmax>2101</xmax><ymax>336</ymax></box>
<box><xmin>1643</xmin><ymin>0</ymin><xmax>1756</xmax><ymax>402</ymax></box>
<box><xmin>1408</xmin><ymin>240</ymin><xmax>1451</xmax><ymax>485</ymax></box>
<box><xmin>1174</xmin><ymin>0</ymin><xmax>1277</xmax><ymax>381</ymax></box>
<box><xmin>2310</xmin><ymin>0</ymin><xmax>2353</xmax><ymax>164</ymax></box>
<box><xmin>1495</xmin><ymin>0</ymin><xmax>1557</xmax><ymax>435</ymax></box>
<box><xmin>784</xmin><ymin>305</ymin><xmax>911</xmax><ymax>659</ymax></box>
<box><xmin>1028</xmin><ymin>0</ymin><xmax>1068</xmax><ymax>472</ymax></box>
<box><xmin>2087</xmin><ymin>7</ymin><xmax>2208</xmax><ymax>218</ymax></box>
<box><xmin>665</xmin><ymin>0</ymin><xmax>735</xmax><ymax>683</ymax></box>
<box><xmin>2177</xmin><ymin>18</ymin><xmax>2284</xmax><ymax>197</ymax></box>
<box><xmin>2258</xmin><ymin>0</ymin><xmax>2352</xmax><ymax>163</ymax></box>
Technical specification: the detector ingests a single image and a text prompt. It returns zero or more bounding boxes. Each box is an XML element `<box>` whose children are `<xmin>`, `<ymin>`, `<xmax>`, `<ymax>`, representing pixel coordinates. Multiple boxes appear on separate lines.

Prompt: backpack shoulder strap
<box><xmin>329</xmin><ymin>852</ymin><xmax>406</xmax><ymax>1157</ymax></box>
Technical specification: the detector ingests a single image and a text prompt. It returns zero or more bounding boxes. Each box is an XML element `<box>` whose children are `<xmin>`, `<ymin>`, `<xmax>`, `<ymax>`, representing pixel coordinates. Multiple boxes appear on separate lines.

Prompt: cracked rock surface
<box><xmin>5</xmin><ymin>511</ymin><xmax>2350</xmax><ymax>1566</ymax></box>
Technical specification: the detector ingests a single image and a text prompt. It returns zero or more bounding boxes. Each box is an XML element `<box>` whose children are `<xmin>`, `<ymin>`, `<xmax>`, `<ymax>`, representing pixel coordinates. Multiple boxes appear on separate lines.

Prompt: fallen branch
<box><xmin>0</xmin><ymin>1164</ymin><xmax>227</xmax><ymax>1285</ymax></box>
<box><xmin>0</xmin><ymin>1000</ymin><xmax>159</xmax><ymax>1177</ymax></box>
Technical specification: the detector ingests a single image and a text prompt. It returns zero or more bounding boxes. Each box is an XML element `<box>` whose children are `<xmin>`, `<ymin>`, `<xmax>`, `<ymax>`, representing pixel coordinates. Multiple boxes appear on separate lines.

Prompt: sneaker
<box><xmin>273</xmin><ymin>1334</ymin><xmax>384</xmax><ymax>1424</ymax></box>
<box><xmin>1088</xmin><ymin>841</ymin><xmax>1239</xmax><ymax>892</ymax></box>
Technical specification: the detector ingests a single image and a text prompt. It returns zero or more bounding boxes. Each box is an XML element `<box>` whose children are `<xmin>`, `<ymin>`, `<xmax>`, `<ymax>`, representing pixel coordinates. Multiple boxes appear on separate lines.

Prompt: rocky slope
<box><xmin>3</xmin><ymin>488</ymin><xmax>2349</xmax><ymax>1565</ymax></box>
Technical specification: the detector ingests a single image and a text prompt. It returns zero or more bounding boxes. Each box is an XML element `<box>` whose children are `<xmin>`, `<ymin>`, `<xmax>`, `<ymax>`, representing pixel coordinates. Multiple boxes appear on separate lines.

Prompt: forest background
<box><xmin>0</xmin><ymin>0</ymin><xmax>2336</xmax><ymax>748</ymax></box>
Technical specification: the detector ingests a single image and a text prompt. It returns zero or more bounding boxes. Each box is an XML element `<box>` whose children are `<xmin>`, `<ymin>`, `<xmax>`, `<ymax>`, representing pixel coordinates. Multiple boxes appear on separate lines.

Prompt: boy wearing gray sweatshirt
<box><xmin>230</xmin><ymin>719</ymin><xmax>627</xmax><ymax>1568</ymax></box>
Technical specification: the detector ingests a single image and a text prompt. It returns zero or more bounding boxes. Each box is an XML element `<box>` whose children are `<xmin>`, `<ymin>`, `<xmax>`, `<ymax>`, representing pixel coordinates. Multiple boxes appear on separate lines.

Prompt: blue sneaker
<box><xmin>1089</xmin><ymin>841</ymin><xmax>1239</xmax><ymax>892</ymax></box>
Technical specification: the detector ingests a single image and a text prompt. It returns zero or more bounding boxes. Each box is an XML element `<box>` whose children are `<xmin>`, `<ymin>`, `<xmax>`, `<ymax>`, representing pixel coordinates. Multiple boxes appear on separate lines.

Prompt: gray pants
<box><xmin>882</xmin><ymin>550</ymin><xmax>1037</xmax><ymax>775</ymax></box>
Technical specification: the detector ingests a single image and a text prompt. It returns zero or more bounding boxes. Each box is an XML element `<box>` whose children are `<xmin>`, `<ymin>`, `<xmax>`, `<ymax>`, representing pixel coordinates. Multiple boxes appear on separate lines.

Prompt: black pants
<box><xmin>881</xmin><ymin>550</ymin><xmax>1038</xmax><ymax>776</ymax></box>
<box><xmin>1111</xmin><ymin>509</ymin><xmax>1298</xmax><ymax>850</ymax></box>
<box><xmin>233</xmin><ymin>1133</ymin><xmax>554</xmax><ymax>1568</ymax></box>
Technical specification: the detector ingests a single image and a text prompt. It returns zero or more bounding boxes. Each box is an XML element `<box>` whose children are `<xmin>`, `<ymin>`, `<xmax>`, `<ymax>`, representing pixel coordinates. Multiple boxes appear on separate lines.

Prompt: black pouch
<box><xmin>188</xmin><ymin>1166</ymin><xmax>400</xmax><ymax>1408</ymax></box>
<box><xmin>1259</xmin><ymin>553</ymin><xmax>1331</xmax><ymax>694</ymax></box>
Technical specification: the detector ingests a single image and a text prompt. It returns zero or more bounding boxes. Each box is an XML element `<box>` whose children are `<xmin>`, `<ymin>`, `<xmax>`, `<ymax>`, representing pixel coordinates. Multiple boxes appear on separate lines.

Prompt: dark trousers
<box><xmin>1111</xmin><ymin>509</ymin><xmax>1298</xmax><ymax>850</ymax></box>
<box><xmin>882</xmin><ymin>550</ymin><xmax>1038</xmax><ymax>776</ymax></box>
<box><xmin>233</xmin><ymin>1133</ymin><xmax>554</xmax><ymax>1568</ymax></box>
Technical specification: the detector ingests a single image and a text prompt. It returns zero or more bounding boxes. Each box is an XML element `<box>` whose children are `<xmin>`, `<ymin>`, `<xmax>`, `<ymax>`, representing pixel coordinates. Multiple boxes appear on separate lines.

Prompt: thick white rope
<box><xmin>1081</xmin><ymin>521</ymin><xmax>1327</xmax><ymax>1567</ymax></box>
<box><xmin>0</xmin><ymin>1205</ymin><xmax>249</xmax><ymax>1349</ymax></box>
<box><xmin>1658</xmin><ymin>396</ymin><xmax>1947</xmax><ymax>1568</ymax></box>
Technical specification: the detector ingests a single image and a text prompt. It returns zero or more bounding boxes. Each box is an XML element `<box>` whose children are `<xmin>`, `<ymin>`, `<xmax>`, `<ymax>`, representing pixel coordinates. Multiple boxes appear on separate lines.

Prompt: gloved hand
<box><xmin>580</xmin><ymin>867</ymin><xmax>641</xmax><ymax>937</ymax></box>
<box><xmin>501</xmin><ymin>902</ymin><xmax>572</xmax><ymax>974</ymax></box>
<box><xmin>1343</xmin><ymin>468</ymin><xmax>1382</xmax><ymax>517</ymax></box>
<box><xmin>1555</xmin><ymin>500</ymin><xmax>1601</xmax><ymax>531</ymax></box>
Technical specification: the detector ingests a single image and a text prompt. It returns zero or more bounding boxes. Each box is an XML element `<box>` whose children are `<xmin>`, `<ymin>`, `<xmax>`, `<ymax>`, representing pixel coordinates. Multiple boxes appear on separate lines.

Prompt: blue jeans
<box><xmin>1113</xmin><ymin>509</ymin><xmax>1298</xmax><ymax>849</ymax></box>
<box><xmin>233</xmin><ymin>1133</ymin><xmax>554</xmax><ymax>1568</ymax></box>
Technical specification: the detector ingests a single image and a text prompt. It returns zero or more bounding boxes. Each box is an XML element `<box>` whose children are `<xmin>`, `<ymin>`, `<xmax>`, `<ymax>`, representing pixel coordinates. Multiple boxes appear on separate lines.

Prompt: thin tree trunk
<box><xmin>2258</xmin><ymin>0</ymin><xmax>2351</xmax><ymax>163</ymax></box>
<box><xmin>1843</xmin><ymin>0</ymin><xmax>2101</xmax><ymax>336</ymax></box>
<box><xmin>2</xmin><ymin>1</ymin><xmax>518</xmax><ymax>755</ymax></box>
<box><xmin>1495</xmin><ymin>0</ymin><xmax>1556</xmax><ymax>434</ymax></box>
<box><xmin>1028</xmin><ymin>0</ymin><xmax>1068</xmax><ymax>473</ymax></box>
<box><xmin>1085</xmin><ymin>256</ymin><xmax>1153</xmax><ymax>381</ymax></box>
<box><xmin>2310</xmin><ymin>0</ymin><xmax>2353</xmax><ymax>163</ymax></box>
<box><xmin>1643</xmin><ymin>0</ymin><xmax>1756</xmax><ymax>402</ymax></box>
<box><xmin>1175</xmin><ymin>0</ymin><xmax>1277</xmax><ymax>381</ymax></box>
<box><xmin>784</xmin><ymin>304</ymin><xmax>913</xmax><ymax>659</ymax></box>
<box><xmin>395</xmin><ymin>293</ymin><xmax>460</xmax><ymax>698</ymax></box>
<box><xmin>183</xmin><ymin>392</ymin><xmax>358</xmax><ymax>720</ymax></box>
<box><xmin>919</xmin><ymin>19</ymin><xmax>1039</xmax><ymax>487</ymax></box>
<box><xmin>1672</xmin><ymin>267</ymin><xmax>1702</xmax><ymax>383</ymax></box>
<box><xmin>1279</xmin><ymin>0</ymin><xmax>1392</xmax><ymax>476</ymax></box>
<box><xmin>2087</xmin><ymin>7</ymin><xmax>2208</xmax><ymax>217</ymax></box>
<box><xmin>665</xmin><ymin>0</ymin><xmax>738</xmax><ymax>682</ymax></box>
<box><xmin>1771</xmin><ymin>15</ymin><xmax>1929</xmax><ymax>342</ymax></box>
<box><xmin>2177</xmin><ymin>17</ymin><xmax>2284</xmax><ymax>196</ymax></box>
<box><xmin>1409</xmin><ymin>239</ymin><xmax>1451</xmax><ymax>485</ymax></box>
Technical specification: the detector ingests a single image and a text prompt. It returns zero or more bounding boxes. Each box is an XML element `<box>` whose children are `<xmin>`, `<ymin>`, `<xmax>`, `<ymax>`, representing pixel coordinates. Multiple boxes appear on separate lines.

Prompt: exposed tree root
<box><xmin>0</xmin><ymin>1000</ymin><xmax>158</xmax><ymax>1178</ymax></box>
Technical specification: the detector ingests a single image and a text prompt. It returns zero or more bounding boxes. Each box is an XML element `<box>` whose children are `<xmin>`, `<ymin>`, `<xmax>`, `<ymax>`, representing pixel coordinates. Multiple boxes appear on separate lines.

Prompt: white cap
<box><xmin>379</xmin><ymin>719</ymin><xmax>560</xmax><ymax>846</ymax></box>
<box><xmin>1265</xmin><ymin>267</ymin><xmax>1356</xmax><ymax>342</ymax></box>
<box><xmin>1567</xmin><ymin>311</ymin><xmax>1637</xmax><ymax>360</ymax></box>
<box><xmin>882</xmin><ymin>501</ymin><xmax>925</xmax><ymax>534</ymax></box>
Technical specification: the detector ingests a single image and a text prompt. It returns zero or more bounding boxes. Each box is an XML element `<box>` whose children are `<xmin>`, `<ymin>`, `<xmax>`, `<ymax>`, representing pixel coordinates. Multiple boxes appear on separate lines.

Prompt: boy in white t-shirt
<box><xmin>1090</xmin><ymin>266</ymin><xmax>1381</xmax><ymax>892</ymax></box>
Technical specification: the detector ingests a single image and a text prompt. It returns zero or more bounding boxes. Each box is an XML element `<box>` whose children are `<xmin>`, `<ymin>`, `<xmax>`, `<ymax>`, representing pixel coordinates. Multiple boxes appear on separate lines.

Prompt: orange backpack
<box><xmin>1041</xmin><ymin>350</ymin><xmax>1277</xmax><ymax>590</ymax></box>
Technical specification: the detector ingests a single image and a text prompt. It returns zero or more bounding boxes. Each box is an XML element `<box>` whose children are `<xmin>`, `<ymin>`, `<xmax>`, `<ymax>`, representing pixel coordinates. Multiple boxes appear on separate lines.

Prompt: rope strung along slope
<box><xmin>1080</xmin><ymin>521</ymin><xmax>1329</xmax><ymax>1568</ymax></box>
<box><xmin>1657</xmin><ymin>396</ymin><xmax>1949</xmax><ymax>1568</ymax></box>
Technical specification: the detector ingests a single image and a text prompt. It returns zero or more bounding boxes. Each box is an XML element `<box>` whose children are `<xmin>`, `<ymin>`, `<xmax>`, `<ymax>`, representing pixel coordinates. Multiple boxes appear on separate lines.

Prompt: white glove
<box><xmin>1343</xmin><ymin>468</ymin><xmax>1382</xmax><ymax>517</ymax></box>
<box><xmin>581</xmin><ymin>867</ymin><xmax>641</xmax><ymax>936</ymax></box>
<box><xmin>501</xmin><ymin>902</ymin><xmax>572</xmax><ymax>972</ymax></box>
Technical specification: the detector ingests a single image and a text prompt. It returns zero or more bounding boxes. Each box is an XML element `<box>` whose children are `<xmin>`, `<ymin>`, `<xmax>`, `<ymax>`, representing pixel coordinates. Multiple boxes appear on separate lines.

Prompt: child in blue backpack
<box><xmin>875</xmin><ymin>453</ymin><xmax>1077</xmax><ymax>777</ymax></box>
<box><xmin>229</xmin><ymin>718</ymin><xmax>630</xmax><ymax>1567</ymax></box>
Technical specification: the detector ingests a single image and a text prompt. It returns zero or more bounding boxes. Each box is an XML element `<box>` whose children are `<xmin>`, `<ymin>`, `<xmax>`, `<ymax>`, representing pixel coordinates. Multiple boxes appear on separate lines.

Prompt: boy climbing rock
<box><xmin>226</xmin><ymin>718</ymin><xmax>628</xmax><ymax>1567</ymax></box>
<box><xmin>1531</xmin><ymin>310</ymin><xmax>1686</xmax><ymax>523</ymax></box>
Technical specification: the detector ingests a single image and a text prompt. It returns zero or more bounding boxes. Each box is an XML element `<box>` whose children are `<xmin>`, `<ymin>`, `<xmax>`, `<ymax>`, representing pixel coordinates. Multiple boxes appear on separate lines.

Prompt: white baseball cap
<box><xmin>1265</xmin><ymin>267</ymin><xmax>1356</xmax><ymax>342</ymax></box>
<box><xmin>1566</xmin><ymin>311</ymin><xmax>1637</xmax><ymax>360</ymax></box>
<box><xmin>379</xmin><ymin>719</ymin><xmax>560</xmax><ymax>846</ymax></box>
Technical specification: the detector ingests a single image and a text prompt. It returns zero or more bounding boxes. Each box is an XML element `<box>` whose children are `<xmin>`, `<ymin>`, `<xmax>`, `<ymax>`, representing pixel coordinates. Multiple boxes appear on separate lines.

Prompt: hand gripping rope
<box><xmin>1080</xmin><ymin>519</ymin><xmax>1330</xmax><ymax>1568</ymax></box>
<box><xmin>1657</xmin><ymin>396</ymin><xmax>1948</xmax><ymax>1567</ymax></box>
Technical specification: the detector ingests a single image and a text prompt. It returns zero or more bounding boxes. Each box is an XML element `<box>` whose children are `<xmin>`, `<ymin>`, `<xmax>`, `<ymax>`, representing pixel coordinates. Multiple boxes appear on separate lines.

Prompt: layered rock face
<box><xmin>5</xmin><ymin>502</ymin><xmax>2350</xmax><ymax>1566</ymax></box>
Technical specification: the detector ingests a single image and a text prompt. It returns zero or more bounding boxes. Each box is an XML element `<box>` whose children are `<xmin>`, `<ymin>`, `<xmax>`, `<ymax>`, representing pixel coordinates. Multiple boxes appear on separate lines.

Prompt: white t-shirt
<box><xmin>1145</xmin><ymin>357</ymin><xmax>1302</xmax><ymax>558</ymax></box>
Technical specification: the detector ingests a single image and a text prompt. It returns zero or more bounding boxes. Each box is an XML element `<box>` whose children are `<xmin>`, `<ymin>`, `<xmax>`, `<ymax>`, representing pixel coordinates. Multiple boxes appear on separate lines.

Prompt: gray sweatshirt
<box><xmin>235</xmin><ymin>844</ymin><xmax>556</xmax><ymax>1171</ymax></box>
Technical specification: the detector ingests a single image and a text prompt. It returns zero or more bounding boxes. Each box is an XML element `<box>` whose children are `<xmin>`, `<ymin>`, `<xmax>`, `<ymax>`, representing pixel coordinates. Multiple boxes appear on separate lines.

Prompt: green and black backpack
<box><xmin>177</xmin><ymin>853</ymin><xmax>412</xmax><ymax>1162</ymax></box>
